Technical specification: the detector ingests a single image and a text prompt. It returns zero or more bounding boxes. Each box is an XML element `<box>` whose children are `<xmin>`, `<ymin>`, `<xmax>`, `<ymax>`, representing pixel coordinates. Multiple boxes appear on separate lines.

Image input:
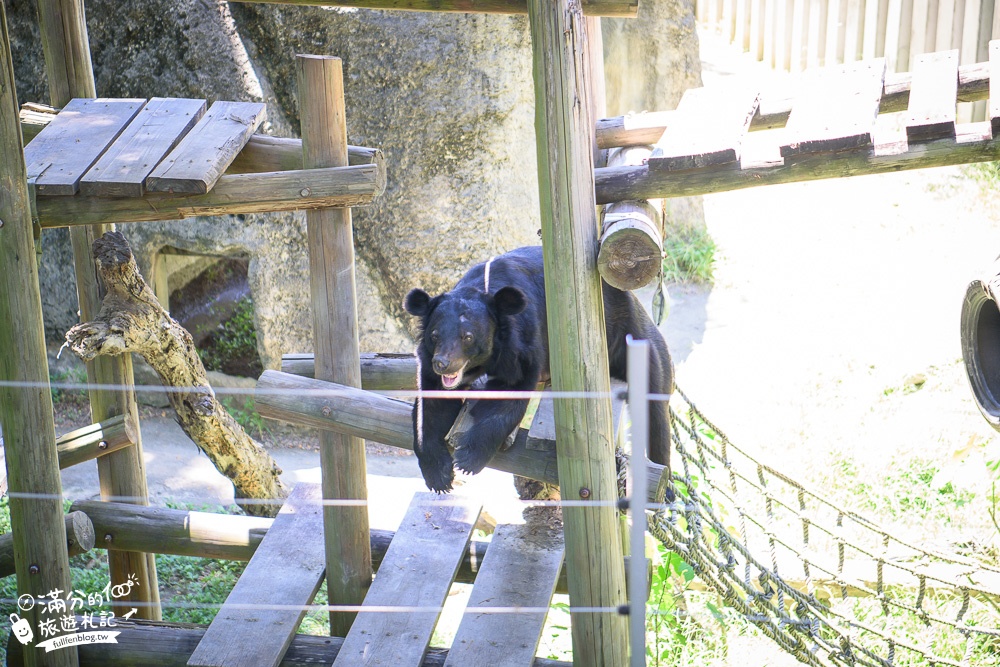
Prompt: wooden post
<box><xmin>0</xmin><ymin>5</ymin><xmax>78</xmax><ymax>665</ymax></box>
<box><xmin>297</xmin><ymin>54</ymin><xmax>373</xmax><ymax>636</ymax></box>
<box><xmin>526</xmin><ymin>2</ymin><xmax>629</xmax><ymax>664</ymax></box>
<box><xmin>35</xmin><ymin>0</ymin><xmax>160</xmax><ymax>620</ymax></box>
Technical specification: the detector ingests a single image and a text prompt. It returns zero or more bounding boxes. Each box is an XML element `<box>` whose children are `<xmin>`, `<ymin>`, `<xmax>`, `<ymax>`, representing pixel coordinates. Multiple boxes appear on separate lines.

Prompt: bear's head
<box><xmin>404</xmin><ymin>286</ymin><xmax>526</xmax><ymax>389</ymax></box>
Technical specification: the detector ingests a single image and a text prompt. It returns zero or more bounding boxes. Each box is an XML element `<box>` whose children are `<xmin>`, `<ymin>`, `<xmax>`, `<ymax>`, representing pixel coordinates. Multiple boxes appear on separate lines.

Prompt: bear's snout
<box><xmin>432</xmin><ymin>356</ymin><xmax>452</xmax><ymax>374</ymax></box>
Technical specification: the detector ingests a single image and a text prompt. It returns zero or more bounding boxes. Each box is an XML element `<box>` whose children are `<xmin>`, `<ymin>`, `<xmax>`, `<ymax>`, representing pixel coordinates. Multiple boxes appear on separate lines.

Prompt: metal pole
<box><xmin>627</xmin><ymin>336</ymin><xmax>650</xmax><ymax>667</ymax></box>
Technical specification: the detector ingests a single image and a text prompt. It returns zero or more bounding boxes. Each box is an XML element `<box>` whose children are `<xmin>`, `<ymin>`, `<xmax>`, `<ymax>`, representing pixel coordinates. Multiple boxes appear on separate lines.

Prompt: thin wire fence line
<box><xmin>0</xmin><ymin>379</ymin><xmax>672</xmax><ymax>402</ymax></box>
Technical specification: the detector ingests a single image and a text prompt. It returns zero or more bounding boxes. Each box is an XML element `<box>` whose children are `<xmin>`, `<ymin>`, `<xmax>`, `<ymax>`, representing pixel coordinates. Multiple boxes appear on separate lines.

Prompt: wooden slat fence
<box><xmin>699</xmin><ymin>0</ymin><xmax>1000</xmax><ymax>118</ymax></box>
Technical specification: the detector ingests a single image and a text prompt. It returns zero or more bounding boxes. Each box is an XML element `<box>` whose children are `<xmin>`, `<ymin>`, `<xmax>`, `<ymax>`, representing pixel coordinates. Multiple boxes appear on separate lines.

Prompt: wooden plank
<box><xmin>56</xmin><ymin>413</ymin><xmax>134</xmax><ymax>469</ymax></box>
<box><xmin>527</xmin><ymin>381</ymin><xmax>628</xmax><ymax>451</ymax></box>
<box><xmin>79</xmin><ymin>98</ymin><xmax>206</xmax><ymax>197</ymax></box>
<box><xmin>650</xmin><ymin>86</ymin><xmax>760</xmax><ymax>171</ymax></box>
<box><xmin>444</xmin><ymin>522</ymin><xmax>565</xmax><ymax>667</ymax></box>
<box><xmin>187</xmin><ymin>484</ymin><xmax>326</xmax><ymax>667</ymax></box>
<box><xmin>146</xmin><ymin>101</ymin><xmax>265</xmax><ymax>194</ymax></box>
<box><xmin>780</xmin><ymin>57</ymin><xmax>886</xmax><ymax>156</ymax></box>
<box><xmin>333</xmin><ymin>493</ymin><xmax>482</xmax><ymax>667</ymax></box>
<box><xmin>905</xmin><ymin>50</ymin><xmax>959</xmax><ymax>141</ymax></box>
<box><xmin>37</xmin><ymin>164</ymin><xmax>384</xmax><ymax>228</ymax></box>
<box><xmin>24</xmin><ymin>97</ymin><xmax>144</xmax><ymax>195</ymax></box>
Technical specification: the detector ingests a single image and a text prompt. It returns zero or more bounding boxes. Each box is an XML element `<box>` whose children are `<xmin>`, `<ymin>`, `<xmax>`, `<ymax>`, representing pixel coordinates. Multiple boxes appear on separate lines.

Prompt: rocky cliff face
<box><xmin>12</xmin><ymin>0</ymin><xmax>703</xmax><ymax>367</ymax></box>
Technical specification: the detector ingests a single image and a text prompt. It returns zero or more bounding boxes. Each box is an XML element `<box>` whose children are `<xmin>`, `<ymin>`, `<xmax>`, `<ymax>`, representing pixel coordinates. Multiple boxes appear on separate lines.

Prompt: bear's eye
<box><xmin>462</xmin><ymin>333</ymin><xmax>474</xmax><ymax>343</ymax></box>
<box><xmin>430</xmin><ymin>331</ymin><xmax>439</xmax><ymax>343</ymax></box>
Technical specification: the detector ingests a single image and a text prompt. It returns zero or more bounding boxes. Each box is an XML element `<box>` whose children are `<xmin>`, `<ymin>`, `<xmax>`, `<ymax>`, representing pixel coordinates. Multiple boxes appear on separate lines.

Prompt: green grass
<box><xmin>662</xmin><ymin>225</ymin><xmax>717</xmax><ymax>284</ymax></box>
<box><xmin>220</xmin><ymin>396</ymin><xmax>270</xmax><ymax>440</ymax></box>
<box><xmin>49</xmin><ymin>366</ymin><xmax>89</xmax><ymax>406</ymax></box>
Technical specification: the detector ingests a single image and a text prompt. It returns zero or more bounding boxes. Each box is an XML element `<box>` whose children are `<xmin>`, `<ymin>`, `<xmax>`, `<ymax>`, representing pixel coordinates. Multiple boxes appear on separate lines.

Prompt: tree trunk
<box><xmin>65</xmin><ymin>231</ymin><xmax>287</xmax><ymax>517</ymax></box>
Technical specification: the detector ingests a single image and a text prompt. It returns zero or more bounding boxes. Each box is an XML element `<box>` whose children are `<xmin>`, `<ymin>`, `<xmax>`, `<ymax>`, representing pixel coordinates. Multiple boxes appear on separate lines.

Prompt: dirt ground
<box><xmin>665</xmin><ymin>31</ymin><xmax>1000</xmax><ymax>552</ymax></box>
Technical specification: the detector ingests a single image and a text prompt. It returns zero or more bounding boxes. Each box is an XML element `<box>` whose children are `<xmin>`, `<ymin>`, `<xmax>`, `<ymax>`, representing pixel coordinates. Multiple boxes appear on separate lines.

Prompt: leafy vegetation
<box><xmin>48</xmin><ymin>366</ymin><xmax>89</xmax><ymax>406</ymax></box>
<box><xmin>197</xmin><ymin>296</ymin><xmax>263</xmax><ymax>378</ymax></box>
<box><xmin>220</xmin><ymin>396</ymin><xmax>270</xmax><ymax>440</ymax></box>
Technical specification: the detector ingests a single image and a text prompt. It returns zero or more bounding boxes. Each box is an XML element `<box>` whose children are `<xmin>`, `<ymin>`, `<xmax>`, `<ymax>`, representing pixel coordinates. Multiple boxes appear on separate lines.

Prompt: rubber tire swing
<box><xmin>961</xmin><ymin>271</ymin><xmax>1000</xmax><ymax>431</ymax></box>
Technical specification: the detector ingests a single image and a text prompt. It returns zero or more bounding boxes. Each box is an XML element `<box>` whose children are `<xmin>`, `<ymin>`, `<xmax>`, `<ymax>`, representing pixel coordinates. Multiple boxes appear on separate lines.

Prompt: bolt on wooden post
<box><xmin>297</xmin><ymin>54</ymin><xmax>373</xmax><ymax>636</ymax></box>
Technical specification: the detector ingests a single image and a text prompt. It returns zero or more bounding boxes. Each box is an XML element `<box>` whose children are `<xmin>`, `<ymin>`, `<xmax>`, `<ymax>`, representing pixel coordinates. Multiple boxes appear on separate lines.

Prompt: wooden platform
<box><xmin>21</xmin><ymin>97</ymin><xmax>386</xmax><ymax>228</ymax></box>
<box><xmin>596</xmin><ymin>41</ymin><xmax>1000</xmax><ymax>203</ymax></box>
<box><xmin>178</xmin><ymin>489</ymin><xmax>568</xmax><ymax>667</ymax></box>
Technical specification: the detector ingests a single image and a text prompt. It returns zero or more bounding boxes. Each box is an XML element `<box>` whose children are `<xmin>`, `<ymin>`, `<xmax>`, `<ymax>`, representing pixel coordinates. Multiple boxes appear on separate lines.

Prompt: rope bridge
<box><xmin>641</xmin><ymin>387</ymin><xmax>1000</xmax><ymax>666</ymax></box>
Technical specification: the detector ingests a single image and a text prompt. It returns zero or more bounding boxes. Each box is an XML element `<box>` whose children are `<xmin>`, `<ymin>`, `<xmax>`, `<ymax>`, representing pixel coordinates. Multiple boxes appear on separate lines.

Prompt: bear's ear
<box><xmin>493</xmin><ymin>286</ymin><xmax>526</xmax><ymax>317</ymax></box>
<box><xmin>404</xmin><ymin>289</ymin><xmax>434</xmax><ymax>317</ymax></box>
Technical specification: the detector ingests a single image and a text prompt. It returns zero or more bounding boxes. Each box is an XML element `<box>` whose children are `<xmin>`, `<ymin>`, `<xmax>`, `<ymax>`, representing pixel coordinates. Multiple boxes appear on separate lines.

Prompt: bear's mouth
<box><xmin>440</xmin><ymin>365</ymin><xmax>466</xmax><ymax>389</ymax></box>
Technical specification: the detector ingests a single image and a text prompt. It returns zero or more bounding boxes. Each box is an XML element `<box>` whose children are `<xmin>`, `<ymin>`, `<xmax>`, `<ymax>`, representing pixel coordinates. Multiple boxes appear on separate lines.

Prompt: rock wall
<box><xmin>11</xmin><ymin>0</ymin><xmax>703</xmax><ymax>367</ymax></box>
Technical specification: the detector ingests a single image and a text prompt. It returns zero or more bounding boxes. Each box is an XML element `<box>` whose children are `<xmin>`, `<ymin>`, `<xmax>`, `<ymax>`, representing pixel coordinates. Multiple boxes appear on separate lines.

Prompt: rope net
<box><xmin>643</xmin><ymin>386</ymin><xmax>1000</xmax><ymax>666</ymax></box>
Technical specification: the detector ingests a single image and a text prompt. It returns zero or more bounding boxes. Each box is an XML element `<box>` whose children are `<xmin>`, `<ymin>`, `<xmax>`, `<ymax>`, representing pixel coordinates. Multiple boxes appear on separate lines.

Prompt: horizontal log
<box><xmin>0</xmin><ymin>512</ymin><xmax>95</xmax><ymax>578</ymax></box>
<box><xmin>595</xmin><ymin>121</ymin><xmax>1000</xmax><ymax>203</ymax></box>
<box><xmin>254</xmin><ymin>370</ymin><xmax>667</xmax><ymax>501</ymax></box>
<box><xmin>598</xmin><ymin>146</ymin><xmax>662</xmax><ymax>291</ymax></box>
<box><xmin>4</xmin><ymin>618</ymin><xmax>572</xmax><ymax>667</ymax></box>
<box><xmin>56</xmin><ymin>414</ymin><xmax>134</xmax><ymax>469</ymax></box>
<box><xmin>20</xmin><ymin>104</ymin><xmax>384</xmax><ymax>174</ymax></box>
<box><xmin>36</xmin><ymin>164</ymin><xmax>385</xmax><ymax>228</ymax></box>
<box><xmin>281</xmin><ymin>352</ymin><xmax>417</xmax><ymax>389</ymax></box>
<box><xmin>68</xmin><ymin>500</ymin><xmax>643</xmax><ymax>597</ymax></box>
<box><xmin>230</xmin><ymin>0</ymin><xmax>636</xmax><ymax>17</ymax></box>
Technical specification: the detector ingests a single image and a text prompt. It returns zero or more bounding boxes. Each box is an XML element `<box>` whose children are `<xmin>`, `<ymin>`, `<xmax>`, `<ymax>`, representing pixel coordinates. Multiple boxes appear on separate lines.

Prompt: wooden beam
<box><xmin>230</xmin><ymin>0</ymin><xmax>637</xmax><ymax>17</ymax></box>
<box><xmin>527</xmin><ymin>2</ymin><xmax>628</xmax><ymax>663</ymax></box>
<box><xmin>281</xmin><ymin>352</ymin><xmax>417</xmax><ymax>389</ymax></box>
<box><xmin>56</xmin><ymin>414</ymin><xmax>134</xmax><ymax>469</ymax></box>
<box><xmin>0</xmin><ymin>512</ymin><xmax>95</xmax><ymax>578</ymax></box>
<box><xmin>6</xmin><ymin>619</ymin><xmax>574</xmax><ymax>667</ymax></box>
<box><xmin>594</xmin><ymin>121</ymin><xmax>1000</xmax><ymax>203</ymax></box>
<box><xmin>36</xmin><ymin>164</ymin><xmax>385</xmax><ymax>228</ymax></box>
<box><xmin>36</xmin><ymin>0</ymin><xmax>161</xmax><ymax>621</ymax></box>
<box><xmin>0</xmin><ymin>4</ymin><xmax>79</xmax><ymax>664</ymax></box>
<box><xmin>68</xmin><ymin>500</ymin><xmax>648</xmax><ymax>597</ymax></box>
<box><xmin>298</xmin><ymin>54</ymin><xmax>373</xmax><ymax>637</ymax></box>
<box><xmin>905</xmin><ymin>49</ymin><xmax>959</xmax><ymax>142</ymax></box>
<box><xmin>253</xmin><ymin>370</ymin><xmax>668</xmax><ymax>502</ymax></box>
<box><xmin>187</xmin><ymin>484</ymin><xmax>327</xmax><ymax>667</ymax></box>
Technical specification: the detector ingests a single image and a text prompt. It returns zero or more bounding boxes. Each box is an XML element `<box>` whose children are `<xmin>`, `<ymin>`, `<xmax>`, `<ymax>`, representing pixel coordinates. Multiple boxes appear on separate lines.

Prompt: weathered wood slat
<box><xmin>24</xmin><ymin>97</ymin><xmax>145</xmax><ymax>195</ymax></box>
<box><xmin>444</xmin><ymin>521</ymin><xmax>565</xmax><ymax>667</ymax></box>
<box><xmin>37</xmin><ymin>163</ymin><xmax>384</xmax><ymax>228</ymax></box>
<box><xmin>781</xmin><ymin>58</ymin><xmax>887</xmax><ymax>157</ymax></box>
<box><xmin>187</xmin><ymin>484</ymin><xmax>326</xmax><ymax>667</ymax></box>
<box><xmin>990</xmin><ymin>40</ymin><xmax>1000</xmax><ymax>136</ymax></box>
<box><xmin>146</xmin><ymin>101</ymin><xmax>266</xmax><ymax>194</ymax></box>
<box><xmin>254</xmin><ymin>369</ymin><xmax>668</xmax><ymax>501</ymax></box>
<box><xmin>527</xmin><ymin>380</ymin><xmax>627</xmax><ymax>452</ymax></box>
<box><xmin>79</xmin><ymin>98</ymin><xmax>207</xmax><ymax>197</ymax></box>
<box><xmin>333</xmin><ymin>493</ymin><xmax>482</xmax><ymax>667</ymax></box>
<box><xmin>6</xmin><ymin>619</ymin><xmax>573</xmax><ymax>667</ymax></box>
<box><xmin>905</xmin><ymin>50</ymin><xmax>959</xmax><ymax>142</ymax></box>
<box><xmin>650</xmin><ymin>85</ymin><xmax>759</xmax><ymax>171</ymax></box>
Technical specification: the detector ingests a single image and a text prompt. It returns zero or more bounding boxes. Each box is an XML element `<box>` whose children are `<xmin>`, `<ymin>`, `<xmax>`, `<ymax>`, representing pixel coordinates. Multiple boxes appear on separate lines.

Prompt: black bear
<box><xmin>404</xmin><ymin>246</ymin><xmax>673</xmax><ymax>493</ymax></box>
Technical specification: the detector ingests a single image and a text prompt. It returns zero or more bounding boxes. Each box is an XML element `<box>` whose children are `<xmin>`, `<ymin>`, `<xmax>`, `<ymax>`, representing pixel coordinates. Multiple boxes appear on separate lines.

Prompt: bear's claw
<box><xmin>453</xmin><ymin>445</ymin><xmax>492</xmax><ymax>476</ymax></box>
<box><xmin>419</xmin><ymin>452</ymin><xmax>456</xmax><ymax>493</ymax></box>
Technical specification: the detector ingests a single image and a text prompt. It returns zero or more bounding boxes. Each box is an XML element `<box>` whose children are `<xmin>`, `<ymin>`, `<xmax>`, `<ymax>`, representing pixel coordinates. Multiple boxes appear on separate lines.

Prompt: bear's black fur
<box><xmin>404</xmin><ymin>246</ymin><xmax>673</xmax><ymax>493</ymax></box>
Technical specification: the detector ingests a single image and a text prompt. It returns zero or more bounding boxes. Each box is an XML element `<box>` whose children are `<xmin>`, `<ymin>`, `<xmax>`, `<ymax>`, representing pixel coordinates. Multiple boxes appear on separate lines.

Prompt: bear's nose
<box><xmin>432</xmin><ymin>356</ymin><xmax>450</xmax><ymax>374</ymax></box>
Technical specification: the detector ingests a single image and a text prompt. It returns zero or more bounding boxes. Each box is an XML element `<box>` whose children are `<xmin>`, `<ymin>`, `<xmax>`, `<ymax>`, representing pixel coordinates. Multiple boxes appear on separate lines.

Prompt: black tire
<box><xmin>960</xmin><ymin>278</ymin><xmax>1000</xmax><ymax>432</ymax></box>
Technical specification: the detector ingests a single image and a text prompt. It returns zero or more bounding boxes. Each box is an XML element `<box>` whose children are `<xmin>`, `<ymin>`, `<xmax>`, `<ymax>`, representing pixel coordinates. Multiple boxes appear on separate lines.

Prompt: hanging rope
<box><xmin>634</xmin><ymin>386</ymin><xmax>1000</xmax><ymax>666</ymax></box>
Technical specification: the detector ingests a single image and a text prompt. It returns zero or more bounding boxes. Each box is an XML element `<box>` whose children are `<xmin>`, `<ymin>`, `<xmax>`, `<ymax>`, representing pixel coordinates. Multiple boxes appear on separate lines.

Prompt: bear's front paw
<box><xmin>453</xmin><ymin>444</ymin><xmax>494</xmax><ymax>476</ymax></box>
<box><xmin>418</xmin><ymin>451</ymin><xmax>456</xmax><ymax>493</ymax></box>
